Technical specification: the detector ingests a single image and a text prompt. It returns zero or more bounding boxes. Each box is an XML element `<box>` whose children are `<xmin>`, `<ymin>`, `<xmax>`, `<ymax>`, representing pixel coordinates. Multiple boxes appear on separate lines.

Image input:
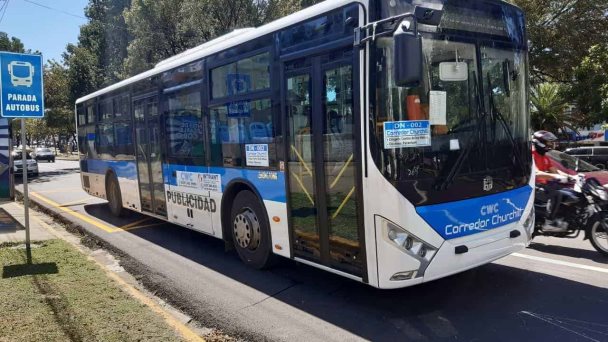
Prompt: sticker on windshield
<box><xmin>429</xmin><ymin>91</ymin><xmax>447</xmax><ymax>125</ymax></box>
<box><xmin>383</xmin><ymin>120</ymin><xmax>431</xmax><ymax>149</ymax></box>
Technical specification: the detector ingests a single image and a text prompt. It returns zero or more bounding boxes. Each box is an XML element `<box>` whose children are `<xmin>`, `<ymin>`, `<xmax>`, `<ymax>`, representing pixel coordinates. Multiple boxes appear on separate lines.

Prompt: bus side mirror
<box><xmin>393</xmin><ymin>25</ymin><xmax>423</xmax><ymax>87</ymax></box>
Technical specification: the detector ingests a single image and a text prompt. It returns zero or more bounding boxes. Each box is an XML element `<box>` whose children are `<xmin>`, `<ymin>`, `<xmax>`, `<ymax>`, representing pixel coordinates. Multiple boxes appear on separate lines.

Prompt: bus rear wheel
<box><xmin>106</xmin><ymin>174</ymin><xmax>127</xmax><ymax>217</ymax></box>
<box><xmin>230</xmin><ymin>190</ymin><xmax>274</xmax><ymax>269</ymax></box>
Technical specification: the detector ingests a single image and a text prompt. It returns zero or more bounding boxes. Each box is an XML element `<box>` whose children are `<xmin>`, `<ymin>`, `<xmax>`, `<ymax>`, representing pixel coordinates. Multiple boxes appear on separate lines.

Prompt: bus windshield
<box><xmin>370</xmin><ymin>1</ymin><xmax>532</xmax><ymax>206</ymax></box>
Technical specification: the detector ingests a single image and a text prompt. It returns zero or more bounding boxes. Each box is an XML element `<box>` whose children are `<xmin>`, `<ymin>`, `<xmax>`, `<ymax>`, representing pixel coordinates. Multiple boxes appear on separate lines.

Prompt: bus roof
<box><xmin>76</xmin><ymin>0</ymin><xmax>364</xmax><ymax>105</ymax></box>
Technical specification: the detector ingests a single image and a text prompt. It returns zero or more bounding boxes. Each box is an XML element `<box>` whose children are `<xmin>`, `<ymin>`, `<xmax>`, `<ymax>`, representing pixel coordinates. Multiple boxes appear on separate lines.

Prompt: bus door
<box><xmin>284</xmin><ymin>49</ymin><xmax>364</xmax><ymax>277</ymax></box>
<box><xmin>133</xmin><ymin>95</ymin><xmax>167</xmax><ymax>217</ymax></box>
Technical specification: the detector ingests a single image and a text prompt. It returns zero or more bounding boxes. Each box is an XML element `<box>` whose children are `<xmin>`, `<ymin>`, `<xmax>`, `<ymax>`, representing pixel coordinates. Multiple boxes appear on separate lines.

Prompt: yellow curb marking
<box><xmin>30</xmin><ymin>214</ymin><xmax>205</xmax><ymax>342</ymax></box>
<box><xmin>30</xmin><ymin>192</ymin><xmax>120</xmax><ymax>233</ymax></box>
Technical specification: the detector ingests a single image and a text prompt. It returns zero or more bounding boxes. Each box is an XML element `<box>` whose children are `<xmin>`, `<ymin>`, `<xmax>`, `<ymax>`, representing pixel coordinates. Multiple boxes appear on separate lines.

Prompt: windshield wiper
<box><xmin>435</xmin><ymin>70</ymin><xmax>486</xmax><ymax>191</ymax></box>
<box><xmin>486</xmin><ymin>73</ymin><xmax>528</xmax><ymax>177</ymax></box>
<box><xmin>435</xmin><ymin>110</ymin><xmax>488</xmax><ymax>191</ymax></box>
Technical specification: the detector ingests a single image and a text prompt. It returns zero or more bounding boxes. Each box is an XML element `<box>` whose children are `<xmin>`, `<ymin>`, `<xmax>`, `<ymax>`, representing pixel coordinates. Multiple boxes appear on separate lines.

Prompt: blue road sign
<box><xmin>0</xmin><ymin>52</ymin><xmax>44</xmax><ymax>118</ymax></box>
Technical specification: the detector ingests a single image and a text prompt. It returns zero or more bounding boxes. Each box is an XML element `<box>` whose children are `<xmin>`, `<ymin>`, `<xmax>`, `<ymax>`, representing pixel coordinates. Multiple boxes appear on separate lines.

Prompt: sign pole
<box><xmin>21</xmin><ymin>118</ymin><xmax>30</xmax><ymax>257</ymax></box>
<box><xmin>0</xmin><ymin>51</ymin><xmax>44</xmax><ymax>262</ymax></box>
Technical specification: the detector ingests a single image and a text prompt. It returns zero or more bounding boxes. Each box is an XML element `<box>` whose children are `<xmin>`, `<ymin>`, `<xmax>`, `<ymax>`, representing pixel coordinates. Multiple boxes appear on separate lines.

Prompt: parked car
<box><xmin>12</xmin><ymin>151</ymin><xmax>39</xmax><ymax>177</ymax></box>
<box><xmin>564</xmin><ymin>146</ymin><xmax>608</xmax><ymax>169</ymax></box>
<box><xmin>32</xmin><ymin>147</ymin><xmax>55</xmax><ymax>162</ymax></box>
<box><xmin>546</xmin><ymin>150</ymin><xmax>608</xmax><ymax>184</ymax></box>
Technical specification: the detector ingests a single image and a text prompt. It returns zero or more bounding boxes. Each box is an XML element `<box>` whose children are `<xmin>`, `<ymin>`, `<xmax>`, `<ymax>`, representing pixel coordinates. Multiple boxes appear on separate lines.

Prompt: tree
<box><xmin>512</xmin><ymin>0</ymin><xmax>608</xmax><ymax>84</ymax></box>
<box><xmin>530</xmin><ymin>83</ymin><xmax>569</xmax><ymax>132</ymax></box>
<box><xmin>569</xmin><ymin>45</ymin><xmax>608</xmax><ymax>125</ymax></box>
<box><xmin>44</xmin><ymin>61</ymin><xmax>76</xmax><ymax>151</ymax></box>
<box><xmin>63</xmin><ymin>0</ymin><xmax>131</xmax><ymax>102</ymax></box>
<box><xmin>0</xmin><ymin>32</ymin><xmax>24</xmax><ymax>53</ymax></box>
<box><xmin>122</xmin><ymin>0</ymin><xmax>191</xmax><ymax>75</ymax></box>
<box><xmin>122</xmin><ymin>0</ymin><xmax>323</xmax><ymax>76</ymax></box>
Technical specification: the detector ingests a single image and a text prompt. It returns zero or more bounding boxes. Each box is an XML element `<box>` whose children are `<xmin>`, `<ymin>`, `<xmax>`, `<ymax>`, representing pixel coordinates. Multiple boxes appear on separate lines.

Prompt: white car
<box><xmin>12</xmin><ymin>151</ymin><xmax>39</xmax><ymax>177</ymax></box>
<box><xmin>32</xmin><ymin>147</ymin><xmax>55</xmax><ymax>162</ymax></box>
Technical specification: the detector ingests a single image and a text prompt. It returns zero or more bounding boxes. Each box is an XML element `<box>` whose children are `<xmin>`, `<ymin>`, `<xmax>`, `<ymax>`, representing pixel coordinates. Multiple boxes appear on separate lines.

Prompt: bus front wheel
<box><xmin>106</xmin><ymin>174</ymin><xmax>127</xmax><ymax>217</ymax></box>
<box><xmin>230</xmin><ymin>190</ymin><xmax>274</xmax><ymax>269</ymax></box>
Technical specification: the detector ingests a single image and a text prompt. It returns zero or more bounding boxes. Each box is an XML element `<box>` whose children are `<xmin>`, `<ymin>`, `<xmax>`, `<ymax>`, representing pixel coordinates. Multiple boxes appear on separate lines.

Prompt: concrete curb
<box><xmin>14</xmin><ymin>189</ymin><xmax>238</xmax><ymax>341</ymax></box>
<box><xmin>15</xmin><ymin>189</ymin><xmax>208</xmax><ymax>341</ymax></box>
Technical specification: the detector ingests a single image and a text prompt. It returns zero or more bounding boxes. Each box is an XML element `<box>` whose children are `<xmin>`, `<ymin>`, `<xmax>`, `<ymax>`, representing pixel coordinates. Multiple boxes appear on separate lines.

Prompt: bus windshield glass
<box><xmin>370</xmin><ymin>0</ymin><xmax>532</xmax><ymax>206</ymax></box>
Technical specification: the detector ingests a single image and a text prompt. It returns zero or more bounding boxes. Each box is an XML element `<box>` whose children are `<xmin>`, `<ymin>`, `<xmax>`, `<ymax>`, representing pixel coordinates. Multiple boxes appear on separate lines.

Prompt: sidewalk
<box><xmin>55</xmin><ymin>153</ymin><xmax>79</xmax><ymax>161</ymax></box>
<box><xmin>0</xmin><ymin>200</ymin><xmax>54</xmax><ymax>244</ymax></box>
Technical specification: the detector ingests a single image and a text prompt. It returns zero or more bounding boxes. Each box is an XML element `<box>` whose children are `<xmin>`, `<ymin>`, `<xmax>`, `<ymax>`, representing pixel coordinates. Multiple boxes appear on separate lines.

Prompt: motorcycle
<box><xmin>534</xmin><ymin>173</ymin><xmax>608</xmax><ymax>256</ymax></box>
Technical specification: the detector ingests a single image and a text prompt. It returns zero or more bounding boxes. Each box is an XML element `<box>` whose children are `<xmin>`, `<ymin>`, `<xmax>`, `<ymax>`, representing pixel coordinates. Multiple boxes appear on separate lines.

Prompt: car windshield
<box><xmin>13</xmin><ymin>151</ymin><xmax>32</xmax><ymax>160</ymax></box>
<box><xmin>548</xmin><ymin>150</ymin><xmax>600</xmax><ymax>172</ymax></box>
<box><xmin>38</xmin><ymin>148</ymin><xmax>51</xmax><ymax>152</ymax></box>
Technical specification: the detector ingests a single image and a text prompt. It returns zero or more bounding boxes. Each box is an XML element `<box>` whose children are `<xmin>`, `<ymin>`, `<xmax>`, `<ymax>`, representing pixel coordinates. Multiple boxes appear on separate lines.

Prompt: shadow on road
<box><xmin>14</xmin><ymin>168</ymin><xmax>81</xmax><ymax>185</ymax></box>
<box><xmin>530</xmin><ymin>241</ymin><xmax>608</xmax><ymax>263</ymax></box>
<box><xmin>79</xmin><ymin>202</ymin><xmax>608</xmax><ymax>341</ymax></box>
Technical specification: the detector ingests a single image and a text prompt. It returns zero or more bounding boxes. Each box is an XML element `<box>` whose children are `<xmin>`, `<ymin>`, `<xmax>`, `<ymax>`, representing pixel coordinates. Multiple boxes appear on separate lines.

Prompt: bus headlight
<box><xmin>384</xmin><ymin>220</ymin><xmax>438</xmax><ymax>279</ymax></box>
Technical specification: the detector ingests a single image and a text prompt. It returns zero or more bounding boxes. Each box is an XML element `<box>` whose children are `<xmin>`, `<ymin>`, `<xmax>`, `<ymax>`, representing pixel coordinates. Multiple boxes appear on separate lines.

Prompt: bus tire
<box><xmin>230</xmin><ymin>190</ymin><xmax>274</xmax><ymax>269</ymax></box>
<box><xmin>106</xmin><ymin>173</ymin><xmax>127</xmax><ymax>217</ymax></box>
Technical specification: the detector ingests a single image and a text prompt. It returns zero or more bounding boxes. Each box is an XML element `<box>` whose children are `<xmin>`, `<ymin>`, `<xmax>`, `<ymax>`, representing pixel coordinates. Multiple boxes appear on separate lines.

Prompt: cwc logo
<box><xmin>444</xmin><ymin>201</ymin><xmax>523</xmax><ymax>237</ymax></box>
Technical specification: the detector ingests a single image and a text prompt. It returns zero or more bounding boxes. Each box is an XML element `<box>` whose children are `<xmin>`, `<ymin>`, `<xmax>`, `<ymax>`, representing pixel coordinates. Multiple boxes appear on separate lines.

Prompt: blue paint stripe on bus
<box><xmin>83</xmin><ymin>159</ymin><xmax>137</xmax><ymax>180</ymax></box>
<box><xmin>164</xmin><ymin>164</ymin><xmax>287</xmax><ymax>203</ymax></box>
<box><xmin>416</xmin><ymin>186</ymin><xmax>533</xmax><ymax>240</ymax></box>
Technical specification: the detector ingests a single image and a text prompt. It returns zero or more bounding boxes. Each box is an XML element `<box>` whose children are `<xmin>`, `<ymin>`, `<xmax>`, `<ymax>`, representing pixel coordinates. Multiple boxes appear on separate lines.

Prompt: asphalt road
<box><xmin>15</xmin><ymin>160</ymin><xmax>608</xmax><ymax>341</ymax></box>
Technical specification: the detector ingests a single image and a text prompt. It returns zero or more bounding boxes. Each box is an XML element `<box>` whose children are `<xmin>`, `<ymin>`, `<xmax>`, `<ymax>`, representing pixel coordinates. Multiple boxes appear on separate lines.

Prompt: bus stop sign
<box><xmin>0</xmin><ymin>52</ymin><xmax>44</xmax><ymax>118</ymax></box>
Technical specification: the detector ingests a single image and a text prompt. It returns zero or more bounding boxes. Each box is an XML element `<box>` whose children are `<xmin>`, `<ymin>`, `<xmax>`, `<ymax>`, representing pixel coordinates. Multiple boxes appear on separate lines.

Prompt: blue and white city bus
<box><xmin>75</xmin><ymin>0</ymin><xmax>534</xmax><ymax>289</ymax></box>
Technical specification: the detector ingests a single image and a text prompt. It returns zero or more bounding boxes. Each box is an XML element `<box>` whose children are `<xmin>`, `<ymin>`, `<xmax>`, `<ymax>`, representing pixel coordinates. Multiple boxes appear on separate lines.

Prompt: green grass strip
<box><xmin>0</xmin><ymin>239</ymin><xmax>182</xmax><ymax>342</ymax></box>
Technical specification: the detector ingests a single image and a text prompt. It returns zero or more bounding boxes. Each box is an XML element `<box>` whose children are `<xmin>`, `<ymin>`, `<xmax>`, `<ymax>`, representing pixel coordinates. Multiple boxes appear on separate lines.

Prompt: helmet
<box><xmin>532</xmin><ymin>130</ymin><xmax>558</xmax><ymax>155</ymax></box>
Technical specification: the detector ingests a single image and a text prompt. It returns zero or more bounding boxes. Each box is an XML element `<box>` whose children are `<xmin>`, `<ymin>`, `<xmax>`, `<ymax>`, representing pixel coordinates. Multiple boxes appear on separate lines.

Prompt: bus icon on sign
<box><xmin>8</xmin><ymin>61</ymin><xmax>34</xmax><ymax>87</ymax></box>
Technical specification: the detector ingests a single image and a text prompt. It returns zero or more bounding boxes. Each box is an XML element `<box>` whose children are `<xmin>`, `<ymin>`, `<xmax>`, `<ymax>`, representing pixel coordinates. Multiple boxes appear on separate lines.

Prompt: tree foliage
<box><xmin>530</xmin><ymin>83</ymin><xmax>569</xmax><ymax>132</ymax></box>
<box><xmin>63</xmin><ymin>0</ymin><xmax>131</xmax><ymax>103</ymax></box>
<box><xmin>122</xmin><ymin>0</ymin><xmax>320</xmax><ymax>76</ymax></box>
<box><xmin>0</xmin><ymin>32</ymin><xmax>25</xmax><ymax>53</ymax></box>
<box><xmin>512</xmin><ymin>0</ymin><xmax>608</xmax><ymax>84</ymax></box>
<box><xmin>44</xmin><ymin>61</ymin><xmax>75</xmax><ymax>141</ymax></box>
<box><xmin>569</xmin><ymin>45</ymin><xmax>608</xmax><ymax>126</ymax></box>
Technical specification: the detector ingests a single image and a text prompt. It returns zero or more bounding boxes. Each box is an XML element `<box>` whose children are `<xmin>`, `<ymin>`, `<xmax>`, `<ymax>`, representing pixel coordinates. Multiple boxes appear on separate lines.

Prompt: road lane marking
<box><xmin>30</xmin><ymin>213</ymin><xmax>205</xmax><ymax>342</ymax></box>
<box><xmin>119</xmin><ymin>217</ymin><xmax>153</xmax><ymax>230</ymax></box>
<box><xmin>512</xmin><ymin>253</ymin><xmax>608</xmax><ymax>274</ymax></box>
<box><xmin>519</xmin><ymin>311</ymin><xmax>604</xmax><ymax>342</ymax></box>
<box><xmin>30</xmin><ymin>192</ymin><xmax>120</xmax><ymax>233</ymax></box>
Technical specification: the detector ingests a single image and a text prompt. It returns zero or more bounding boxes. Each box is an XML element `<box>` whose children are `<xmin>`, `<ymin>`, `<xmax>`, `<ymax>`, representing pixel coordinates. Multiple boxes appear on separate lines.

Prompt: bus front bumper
<box><xmin>422</xmin><ymin>223</ymin><xmax>529</xmax><ymax>283</ymax></box>
<box><xmin>375</xmin><ymin>220</ymin><xmax>532</xmax><ymax>289</ymax></box>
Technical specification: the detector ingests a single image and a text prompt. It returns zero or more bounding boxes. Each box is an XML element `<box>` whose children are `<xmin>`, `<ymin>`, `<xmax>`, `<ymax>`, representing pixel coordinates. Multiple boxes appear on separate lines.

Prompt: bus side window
<box><xmin>86</xmin><ymin>104</ymin><xmax>95</xmax><ymax>124</ymax></box>
<box><xmin>114</xmin><ymin>122</ymin><xmax>134</xmax><ymax>157</ymax></box>
<box><xmin>96</xmin><ymin>123</ymin><xmax>115</xmax><ymax>157</ymax></box>
<box><xmin>164</xmin><ymin>87</ymin><xmax>205</xmax><ymax>160</ymax></box>
<box><xmin>209</xmin><ymin>98</ymin><xmax>275</xmax><ymax>167</ymax></box>
<box><xmin>77</xmin><ymin>104</ymin><xmax>86</xmax><ymax>127</ymax></box>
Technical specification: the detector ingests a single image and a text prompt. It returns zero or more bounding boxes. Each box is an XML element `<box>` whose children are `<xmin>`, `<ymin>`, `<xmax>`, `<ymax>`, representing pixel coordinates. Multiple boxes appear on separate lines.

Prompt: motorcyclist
<box><xmin>532</xmin><ymin>130</ymin><xmax>570</xmax><ymax>231</ymax></box>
